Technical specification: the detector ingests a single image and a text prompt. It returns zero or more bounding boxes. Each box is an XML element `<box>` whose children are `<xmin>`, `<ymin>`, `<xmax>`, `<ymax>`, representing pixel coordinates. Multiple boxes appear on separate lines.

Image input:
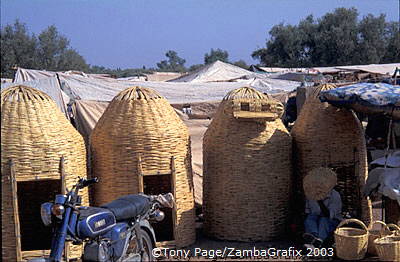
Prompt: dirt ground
<box><xmin>156</xmin><ymin>201</ymin><xmax>384</xmax><ymax>261</ymax></box>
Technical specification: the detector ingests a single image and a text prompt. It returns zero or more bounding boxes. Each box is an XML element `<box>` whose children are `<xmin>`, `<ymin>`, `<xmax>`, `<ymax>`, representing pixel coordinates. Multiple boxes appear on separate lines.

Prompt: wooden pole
<box><xmin>59</xmin><ymin>156</ymin><xmax>70</xmax><ymax>261</ymax></box>
<box><xmin>137</xmin><ymin>154</ymin><xmax>144</xmax><ymax>193</ymax></box>
<box><xmin>170</xmin><ymin>156</ymin><xmax>177</xmax><ymax>241</ymax></box>
<box><xmin>10</xmin><ymin>159</ymin><xmax>22</xmax><ymax>261</ymax></box>
<box><xmin>60</xmin><ymin>156</ymin><xmax>66</xmax><ymax>195</ymax></box>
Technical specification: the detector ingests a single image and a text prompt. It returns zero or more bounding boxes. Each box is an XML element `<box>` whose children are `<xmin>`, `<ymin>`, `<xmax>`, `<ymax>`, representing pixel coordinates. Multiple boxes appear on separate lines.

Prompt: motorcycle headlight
<box><xmin>51</xmin><ymin>204</ymin><xmax>65</xmax><ymax>216</ymax></box>
<box><xmin>40</xmin><ymin>203</ymin><xmax>53</xmax><ymax>226</ymax></box>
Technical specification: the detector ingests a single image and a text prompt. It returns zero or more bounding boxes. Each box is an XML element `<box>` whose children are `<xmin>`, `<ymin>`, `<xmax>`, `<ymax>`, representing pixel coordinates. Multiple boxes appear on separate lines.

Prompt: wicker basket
<box><xmin>1</xmin><ymin>86</ymin><xmax>88</xmax><ymax>261</ymax></box>
<box><xmin>374</xmin><ymin>235</ymin><xmax>400</xmax><ymax>262</ymax></box>
<box><xmin>291</xmin><ymin>84</ymin><xmax>372</xmax><ymax>224</ymax></box>
<box><xmin>203</xmin><ymin>87</ymin><xmax>292</xmax><ymax>241</ymax></box>
<box><xmin>367</xmin><ymin>221</ymin><xmax>388</xmax><ymax>255</ymax></box>
<box><xmin>334</xmin><ymin>218</ymin><xmax>369</xmax><ymax>260</ymax></box>
<box><xmin>90</xmin><ymin>86</ymin><xmax>195</xmax><ymax>247</ymax></box>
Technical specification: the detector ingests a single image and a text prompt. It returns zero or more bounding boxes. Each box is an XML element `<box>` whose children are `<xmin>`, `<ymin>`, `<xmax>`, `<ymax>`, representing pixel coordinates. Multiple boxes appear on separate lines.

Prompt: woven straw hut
<box><xmin>203</xmin><ymin>87</ymin><xmax>292</xmax><ymax>241</ymax></box>
<box><xmin>291</xmin><ymin>84</ymin><xmax>372</xmax><ymax>224</ymax></box>
<box><xmin>1</xmin><ymin>86</ymin><xmax>88</xmax><ymax>261</ymax></box>
<box><xmin>90</xmin><ymin>86</ymin><xmax>195</xmax><ymax>247</ymax></box>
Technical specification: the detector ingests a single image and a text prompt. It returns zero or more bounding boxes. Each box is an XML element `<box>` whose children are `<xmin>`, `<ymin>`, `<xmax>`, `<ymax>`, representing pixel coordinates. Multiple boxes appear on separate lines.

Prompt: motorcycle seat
<box><xmin>101</xmin><ymin>195</ymin><xmax>150</xmax><ymax>221</ymax></box>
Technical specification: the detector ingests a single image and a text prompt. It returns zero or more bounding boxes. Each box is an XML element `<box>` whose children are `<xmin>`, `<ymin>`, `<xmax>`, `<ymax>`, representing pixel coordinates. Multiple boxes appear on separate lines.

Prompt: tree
<box><xmin>37</xmin><ymin>25</ymin><xmax>70</xmax><ymax>70</ymax></box>
<box><xmin>0</xmin><ymin>20</ymin><xmax>37</xmax><ymax>78</ymax></box>
<box><xmin>1</xmin><ymin>21</ymin><xmax>90</xmax><ymax>77</ymax></box>
<box><xmin>57</xmin><ymin>49</ymin><xmax>89</xmax><ymax>72</ymax></box>
<box><xmin>204</xmin><ymin>48</ymin><xmax>229</xmax><ymax>64</ymax></box>
<box><xmin>356</xmin><ymin>14</ymin><xmax>387</xmax><ymax>64</ymax></box>
<box><xmin>252</xmin><ymin>23</ymin><xmax>305</xmax><ymax>67</ymax></box>
<box><xmin>313</xmin><ymin>8</ymin><xmax>359</xmax><ymax>66</ymax></box>
<box><xmin>156</xmin><ymin>50</ymin><xmax>186</xmax><ymax>72</ymax></box>
<box><xmin>252</xmin><ymin>7</ymin><xmax>398</xmax><ymax>67</ymax></box>
<box><xmin>382</xmin><ymin>22</ymin><xmax>400</xmax><ymax>63</ymax></box>
<box><xmin>233</xmin><ymin>60</ymin><xmax>248</xmax><ymax>69</ymax></box>
<box><xmin>188</xmin><ymin>64</ymin><xmax>204</xmax><ymax>72</ymax></box>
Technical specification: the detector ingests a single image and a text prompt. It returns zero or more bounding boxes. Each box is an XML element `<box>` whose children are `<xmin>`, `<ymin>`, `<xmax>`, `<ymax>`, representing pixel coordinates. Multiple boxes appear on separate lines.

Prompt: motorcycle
<box><xmin>29</xmin><ymin>177</ymin><xmax>174</xmax><ymax>262</ymax></box>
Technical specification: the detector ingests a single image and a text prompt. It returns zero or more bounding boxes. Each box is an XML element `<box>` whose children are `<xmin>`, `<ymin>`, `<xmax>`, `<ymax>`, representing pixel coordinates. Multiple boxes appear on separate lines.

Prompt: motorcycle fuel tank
<box><xmin>77</xmin><ymin>207</ymin><xmax>116</xmax><ymax>238</ymax></box>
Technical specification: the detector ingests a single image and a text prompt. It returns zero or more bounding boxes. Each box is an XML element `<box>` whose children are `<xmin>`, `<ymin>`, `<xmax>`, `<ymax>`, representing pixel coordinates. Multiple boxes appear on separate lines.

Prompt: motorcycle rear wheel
<box><xmin>125</xmin><ymin>229</ymin><xmax>154</xmax><ymax>262</ymax></box>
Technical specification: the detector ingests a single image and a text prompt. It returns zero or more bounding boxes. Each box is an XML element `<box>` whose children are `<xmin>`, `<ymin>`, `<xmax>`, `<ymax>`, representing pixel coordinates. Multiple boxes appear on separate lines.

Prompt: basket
<box><xmin>385</xmin><ymin>223</ymin><xmax>400</xmax><ymax>236</ymax></box>
<box><xmin>334</xmin><ymin>218</ymin><xmax>369</xmax><ymax>260</ymax></box>
<box><xmin>367</xmin><ymin>221</ymin><xmax>388</xmax><ymax>255</ymax></box>
<box><xmin>374</xmin><ymin>235</ymin><xmax>400</xmax><ymax>262</ymax></box>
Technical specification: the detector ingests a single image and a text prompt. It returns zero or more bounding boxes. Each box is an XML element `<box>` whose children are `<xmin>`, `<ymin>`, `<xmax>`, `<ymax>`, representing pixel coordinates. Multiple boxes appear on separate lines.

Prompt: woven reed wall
<box><xmin>203</xmin><ymin>87</ymin><xmax>292</xmax><ymax>241</ymax></box>
<box><xmin>90</xmin><ymin>86</ymin><xmax>195</xmax><ymax>247</ymax></box>
<box><xmin>1</xmin><ymin>86</ymin><xmax>88</xmax><ymax>261</ymax></box>
<box><xmin>291</xmin><ymin>84</ymin><xmax>372</xmax><ymax>224</ymax></box>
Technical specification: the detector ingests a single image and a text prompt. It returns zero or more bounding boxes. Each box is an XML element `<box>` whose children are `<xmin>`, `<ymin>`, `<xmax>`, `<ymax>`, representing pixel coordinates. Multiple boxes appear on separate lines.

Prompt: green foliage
<box><xmin>204</xmin><ymin>48</ymin><xmax>229</xmax><ymax>64</ymax></box>
<box><xmin>88</xmin><ymin>65</ymin><xmax>154</xmax><ymax>78</ymax></box>
<box><xmin>252</xmin><ymin>8</ymin><xmax>399</xmax><ymax>67</ymax></box>
<box><xmin>188</xmin><ymin>64</ymin><xmax>204</xmax><ymax>72</ymax></box>
<box><xmin>156</xmin><ymin>50</ymin><xmax>186</xmax><ymax>72</ymax></box>
<box><xmin>1</xmin><ymin>20</ymin><xmax>37</xmax><ymax>78</ymax></box>
<box><xmin>382</xmin><ymin>22</ymin><xmax>400</xmax><ymax>63</ymax></box>
<box><xmin>0</xmin><ymin>21</ymin><xmax>89</xmax><ymax>78</ymax></box>
<box><xmin>233</xmin><ymin>60</ymin><xmax>248</xmax><ymax>69</ymax></box>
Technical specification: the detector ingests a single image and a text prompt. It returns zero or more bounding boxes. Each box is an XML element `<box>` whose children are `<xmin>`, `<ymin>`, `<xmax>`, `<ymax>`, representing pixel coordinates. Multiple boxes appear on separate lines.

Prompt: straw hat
<box><xmin>303</xmin><ymin>167</ymin><xmax>337</xmax><ymax>200</ymax></box>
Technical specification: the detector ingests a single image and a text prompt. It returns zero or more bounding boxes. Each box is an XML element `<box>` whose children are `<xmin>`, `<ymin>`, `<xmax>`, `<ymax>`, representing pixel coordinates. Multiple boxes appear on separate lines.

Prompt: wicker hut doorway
<box><xmin>138</xmin><ymin>155</ymin><xmax>177</xmax><ymax>243</ymax></box>
<box><xmin>329</xmin><ymin>164</ymin><xmax>362</xmax><ymax>218</ymax></box>
<box><xmin>17</xmin><ymin>179</ymin><xmax>61</xmax><ymax>252</ymax></box>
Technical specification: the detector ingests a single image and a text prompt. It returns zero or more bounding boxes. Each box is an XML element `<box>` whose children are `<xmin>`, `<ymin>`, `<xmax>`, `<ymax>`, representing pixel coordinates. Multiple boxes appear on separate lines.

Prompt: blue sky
<box><xmin>1</xmin><ymin>0</ymin><xmax>398</xmax><ymax>69</ymax></box>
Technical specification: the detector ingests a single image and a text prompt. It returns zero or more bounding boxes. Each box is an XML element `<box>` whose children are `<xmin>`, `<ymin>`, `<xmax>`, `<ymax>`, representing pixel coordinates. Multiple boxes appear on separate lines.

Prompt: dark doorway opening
<box><xmin>17</xmin><ymin>180</ymin><xmax>61</xmax><ymax>251</ymax></box>
<box><xmin>143</xmin><ymin>175</ymin><xmax>174</xmax><ymax>242</ymax></box>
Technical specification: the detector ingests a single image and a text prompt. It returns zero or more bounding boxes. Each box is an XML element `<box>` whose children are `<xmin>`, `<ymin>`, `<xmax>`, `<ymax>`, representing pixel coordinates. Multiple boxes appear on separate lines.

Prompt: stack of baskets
<box><xmin>203</xmin><ymin>87</ymin><xmax>292</xmax><ymax>241</ymax></box>
<box><xmin>291</xmin><ymin>83</ymin><xmax>372</xmax><ymax>224</ymax></box>
<box><xmin>90</xmin><ymin>86</ymin><xmax>195</xmax><ymax>247</ymax></box>
<box><xmin>367</xmin><ymin>221</ymin><xmax>400</xmax><ymax>256</ymax></box>
<box><xmin>374</xmin><ymin>223</ymin><xmax>400</xmax><ymax>262</ymax></box>
<box><xmin>334</xmin><ymin>218</ymin><xmax>400</xmax><ymax>261</ymax></box>
<box><xmin>1</xmin><ymin>86</ymin><xmax>88</xmax><ymax>261</ymax></box>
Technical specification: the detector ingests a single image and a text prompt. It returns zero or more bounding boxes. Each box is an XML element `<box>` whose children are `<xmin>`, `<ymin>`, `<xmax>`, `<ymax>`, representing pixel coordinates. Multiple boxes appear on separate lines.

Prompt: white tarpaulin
<box><xmin>11</xmin><ymin>68</ymin><xmax>299</xmax><ymax>103</ymax></box>
<box><xmin>13</xmin><ymin>67</ymin><xmax>112</xmax><ymax>82</ymax></box>
<box><xmin>328</xmin><ymin>63</ymin><xmax>400</xmax><ymax>75</ymax></box>
<box><xmin>171</xmin><ymin>60</ymin><xmax>252</xmax><ymax>83</ymax></box>
<box><xmin>1</xmin><ymin>76</ymin><xmax>69</xmax><ymax>114</ymax></box>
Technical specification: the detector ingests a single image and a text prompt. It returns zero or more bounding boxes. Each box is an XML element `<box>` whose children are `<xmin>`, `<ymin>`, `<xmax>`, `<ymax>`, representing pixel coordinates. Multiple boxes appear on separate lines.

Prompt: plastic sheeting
<box><xmin>11</xmin><ymin>68</ymin><xmax>299</xmax><ymax>103</ymax></box>
<box><xmin>1</xmin><ymin>76</ymin><xmax>69</xmax><ymax>114</ymax></box>
<box><xmin>320</xmin><ymin>83</ymin><xmax>400</xmax><ymax>119</ymax></box>
<box><xmin>73</xmin><ymin>100</ymin><xmax>110</xmax><ymax>143</ymax></box>
<box><xmin>171</xmin><ymin>60</ymin><xmax>252</xmax><ymax>82</ymax></box>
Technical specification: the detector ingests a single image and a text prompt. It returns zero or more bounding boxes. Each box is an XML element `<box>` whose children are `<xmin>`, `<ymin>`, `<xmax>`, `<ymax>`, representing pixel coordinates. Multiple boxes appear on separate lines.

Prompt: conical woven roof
<box><xmin>1</xmin><ymin>85</ymin><xmax>87</xmax><ymax>260</ymax></box>
<box><xmin>91</xmin><ymin>86</ymin><xmax>195</xmax><ymax>247</ymax></box>
<box><xmin>223</xmin><ymin>86</ymin><xmax>271</xmax><ymax>100</ymax></box>
<box><xmin>308</xmin><ymin>83</ymin><xmax>336</xmax><ymax>100</ymax></box>
<box><xmin>113</xmin><ymin>86</ymin><xmax>163</xmax><ymax>101</ymax></box>
<box><xmin>1</xmin><ymin>85</ymin><xmax>86</xmax><ymax>180</ymax></box>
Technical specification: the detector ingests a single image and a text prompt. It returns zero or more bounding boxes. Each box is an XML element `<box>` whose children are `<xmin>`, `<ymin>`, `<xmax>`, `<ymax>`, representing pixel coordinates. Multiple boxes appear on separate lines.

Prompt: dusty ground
<box><xmin>155</xmin><ymin>202</ymin><xmax>384</xmax><ymax>261</ymax></box>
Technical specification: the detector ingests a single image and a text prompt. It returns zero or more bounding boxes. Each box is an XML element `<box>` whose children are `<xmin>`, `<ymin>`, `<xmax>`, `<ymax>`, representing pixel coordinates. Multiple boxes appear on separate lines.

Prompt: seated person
<box><xmin>302</xmin><ymin>168</ymin><xmax>342</xmax><ymax>248</ymax></box>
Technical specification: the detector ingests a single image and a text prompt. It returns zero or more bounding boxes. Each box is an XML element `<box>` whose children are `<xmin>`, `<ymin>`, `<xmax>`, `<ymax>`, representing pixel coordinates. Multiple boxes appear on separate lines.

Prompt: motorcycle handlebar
<box><xmin>79</xmin><ymin>177</ymin><xmax>99</xmax><ymax>189</ymax></box>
